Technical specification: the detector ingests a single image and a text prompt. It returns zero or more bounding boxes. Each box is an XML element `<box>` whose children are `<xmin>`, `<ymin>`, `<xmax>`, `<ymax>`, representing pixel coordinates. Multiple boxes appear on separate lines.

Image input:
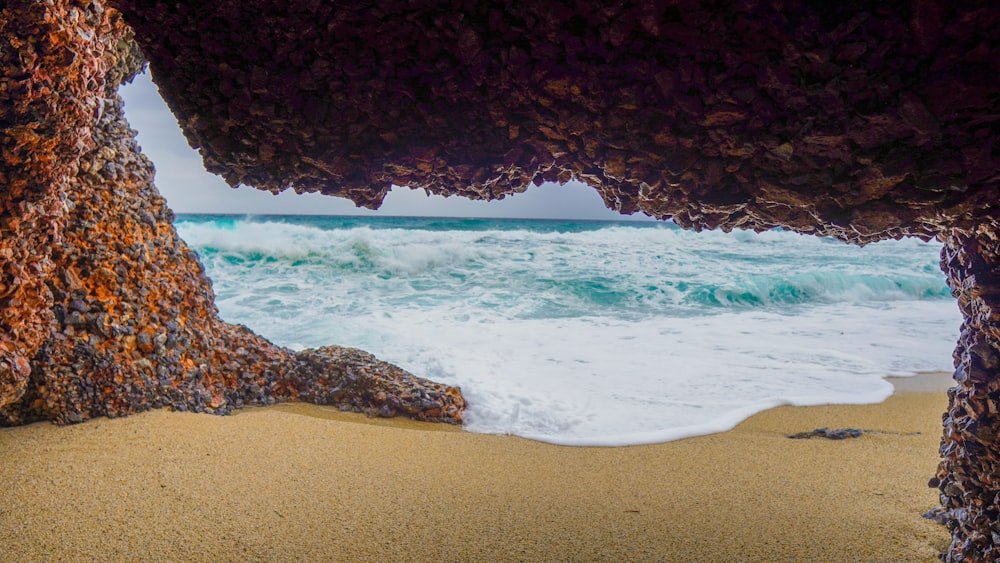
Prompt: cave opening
<box><xmin>121</xmin><ymin>71</ymin><xmax>960</xmax><ymax>447</ymax></box>
<box><xmin>3</xmin><ymin>0</ymin><xmax>998</xmax><ymax>559</ymax></box>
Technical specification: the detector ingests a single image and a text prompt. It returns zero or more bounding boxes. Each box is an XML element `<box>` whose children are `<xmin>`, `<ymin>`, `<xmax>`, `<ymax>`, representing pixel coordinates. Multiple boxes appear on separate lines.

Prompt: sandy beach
<box><xmin>1</xmin><ymin>372</ymin><xmax>952</xmax><ymax>562</ymax></box>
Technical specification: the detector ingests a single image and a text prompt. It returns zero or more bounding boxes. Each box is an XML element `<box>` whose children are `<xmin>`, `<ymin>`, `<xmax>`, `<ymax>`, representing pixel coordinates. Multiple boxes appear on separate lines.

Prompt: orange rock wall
<box><xmin>0</xmin><ymin>0</ymin><xmax>122</xmax><ymax>407</ymax></box>
<box><xmin>3</xmin><ymin>92</ymin><xmax>287</xmax><ymax>423</ymax></box>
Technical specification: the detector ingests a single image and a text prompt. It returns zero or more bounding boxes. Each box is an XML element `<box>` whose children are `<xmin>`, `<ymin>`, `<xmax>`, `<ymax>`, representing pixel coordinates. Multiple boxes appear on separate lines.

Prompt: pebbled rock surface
<box><xmin>0</xmin><ymin>0</ymin><xmax>116</xmax><ymax>410</ymax></box>
<box><xmin>3</xmin><ymin>94</ymin><xmax>465</xmax><ymax>425</ymax></box>
<box><xmin>112</xmin><ymin>0</ymin><xmax>999</xmax><ymax>244</ymax></box>
<box><xmin>934</xmin><ymin>226</ymin><xmax>1000</xmax><ymax>561</ymax></box>
<box><xmin>0</xmin><ymin>0</ymin><xmax>465</xmax><ymax>426</ymax></box>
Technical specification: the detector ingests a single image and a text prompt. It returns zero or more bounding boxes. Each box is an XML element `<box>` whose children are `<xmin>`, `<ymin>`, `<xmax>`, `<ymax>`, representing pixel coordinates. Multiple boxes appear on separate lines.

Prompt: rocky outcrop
<box><xmin>3</xmin><ymin>0</ymin><xmax>1000</xmax><ymax>560</ymax></box>
<box><xmin>2</xmin><ymin>91</ymin><xmax>464</xmax><ymax>426</ymax></box>
<box><xmin>935</xmin><ymin>227</ymin><xmax>1000</xmax><ymax>561</ymax></box>
<box><xmin>112</xmin><ymin>0</ymin><xmax>998</xmax><ymax>244</ymax></box>
<box><xmin>0</xmin><ymin>0</ymin><xmax>464</xmax><ymax>426</ymax></box>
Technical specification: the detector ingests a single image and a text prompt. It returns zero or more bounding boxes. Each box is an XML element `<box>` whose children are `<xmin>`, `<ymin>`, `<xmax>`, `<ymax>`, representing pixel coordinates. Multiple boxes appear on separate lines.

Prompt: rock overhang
<box><xmin>4</xmin><ymin>1</ymin><xmax>1000</xmax><ymax>560</ymax></box>
<box><xmin>0</xmin><ymin>0</ymin><xmax>466</xmax><ymax>426</ymax></box>
<box><xmin>110</xmin><ymin>0</ymin><xmax>999</xmax><ymax>244</ymax></box>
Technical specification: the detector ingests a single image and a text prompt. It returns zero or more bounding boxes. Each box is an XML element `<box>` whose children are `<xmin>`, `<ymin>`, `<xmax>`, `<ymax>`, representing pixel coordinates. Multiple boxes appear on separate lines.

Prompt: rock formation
<box><xmin>0</xmin><ymin>0</ymin><xmax>465</xmax><ymax>426</ymax></box>
<box><xmin>2</xmin><ymin>0</ymin><xmax>999</xmax><ymax>560</ymax></box>
<box><xmin>113</xmin><ymin>0</ymin><xmax>998</xmax><ymax>245</ymax></box>
<box><xmin>935</xmin><ymin>227</ymin><xmax>1000</xmax><ymax>560</ymax></box>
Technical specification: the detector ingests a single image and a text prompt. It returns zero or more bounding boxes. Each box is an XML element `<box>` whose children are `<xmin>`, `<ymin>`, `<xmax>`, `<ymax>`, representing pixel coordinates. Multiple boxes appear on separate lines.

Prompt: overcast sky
<box><xmin>119</xmin><ymin>72</ymin><xmax>650</xmax><ymax>220</ymax></box>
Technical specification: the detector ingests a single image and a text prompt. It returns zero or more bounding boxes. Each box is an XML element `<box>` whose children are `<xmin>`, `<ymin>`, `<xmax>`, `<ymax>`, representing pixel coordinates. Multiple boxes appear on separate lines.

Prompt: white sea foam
<box><xmin>178</xmin><ymin>216</ymin><xmax>961</xmax><ymax>446</ymax></box>
<box><xmin>265</xmin><ymin>301</ymin><xmax>958</xmax><ymax>446</ymax></box>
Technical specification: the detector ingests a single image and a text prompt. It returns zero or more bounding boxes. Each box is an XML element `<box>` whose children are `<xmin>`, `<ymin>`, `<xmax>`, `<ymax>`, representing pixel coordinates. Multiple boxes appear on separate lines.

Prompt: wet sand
<box><xmin>0</xmin><ymin>372</ymin><xmax>953</xmax><ymax>562</ymax></box>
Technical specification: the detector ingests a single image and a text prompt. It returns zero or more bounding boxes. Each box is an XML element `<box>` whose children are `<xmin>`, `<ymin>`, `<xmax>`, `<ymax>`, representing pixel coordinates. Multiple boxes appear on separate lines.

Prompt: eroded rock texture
<box><xmin>4</xmin><ymin>0</ymin><xmax>1000</xmax><ymax>560</ymax></box>
<box><xmin>937</xmin><ymin>228</ymin><xmax>1000</xmax><ymax>561</ymax></box>
<box><xmin>113</xmin><ymin>0</ymin><xmax>999</xmax><ymax>244</ymax></box>
<box><xmin>0</xmin><ymin>0</ymin><xmax>465</xmax><ymax>425</ymax></box>
<box><xmin>0</xmin><ymin>0</ymin><xmax>113</xmax><ymax>409</ymax></box>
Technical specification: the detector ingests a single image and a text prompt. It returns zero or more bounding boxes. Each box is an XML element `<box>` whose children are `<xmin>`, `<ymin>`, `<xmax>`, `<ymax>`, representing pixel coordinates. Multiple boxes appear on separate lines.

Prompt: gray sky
<box><xmin>119</xmin><ymin>72</ymin><xmax>650</xmax><ymax>220</ymax></box>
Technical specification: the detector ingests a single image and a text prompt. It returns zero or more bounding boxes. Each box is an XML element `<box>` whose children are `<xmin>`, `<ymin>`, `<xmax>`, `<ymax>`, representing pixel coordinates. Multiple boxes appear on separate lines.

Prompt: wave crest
<box><xmin>177</xmin><ymin>216</ymin><xmax>951</xmax><ymax>320</ymax></box>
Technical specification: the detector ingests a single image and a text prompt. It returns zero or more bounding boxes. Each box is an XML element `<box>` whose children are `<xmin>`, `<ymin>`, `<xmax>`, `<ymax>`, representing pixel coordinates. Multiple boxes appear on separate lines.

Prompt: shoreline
<box><xmin>0</xmin><ymin>371</ymin><xmax>953</xmax><ymax>561</ymax></box>
<box><xmin>885</xmin><ymin>369</ymin><xmax>956</xmax><ymax>392</ymax></box>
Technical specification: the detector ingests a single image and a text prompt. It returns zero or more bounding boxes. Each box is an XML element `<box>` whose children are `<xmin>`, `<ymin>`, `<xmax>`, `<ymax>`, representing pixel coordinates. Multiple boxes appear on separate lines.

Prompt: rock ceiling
<box><xmin>113</xmin><ymin>0</ymin><xmax>999</xmax><ymax>243</ymax></box>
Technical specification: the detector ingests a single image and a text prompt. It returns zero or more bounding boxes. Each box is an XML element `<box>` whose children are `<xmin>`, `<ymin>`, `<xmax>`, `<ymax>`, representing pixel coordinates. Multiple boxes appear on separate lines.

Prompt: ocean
<box><xmin>175</xmin><ymin>214</ymin><xmax>961</xmax><ymax>446</ymax></box>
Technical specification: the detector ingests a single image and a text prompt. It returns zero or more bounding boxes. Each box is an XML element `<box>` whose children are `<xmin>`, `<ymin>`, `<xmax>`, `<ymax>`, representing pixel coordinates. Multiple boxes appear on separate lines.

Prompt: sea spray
<box><xmin>177</xmin><ymin>215</ymin><xmax>961</xmax><ymax>446</ymax></box>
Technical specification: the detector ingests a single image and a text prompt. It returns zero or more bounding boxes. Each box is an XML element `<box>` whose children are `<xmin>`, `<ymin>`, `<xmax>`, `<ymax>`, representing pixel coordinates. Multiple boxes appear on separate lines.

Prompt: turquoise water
<box><xmin>176</xmin><ymin>214</ymin><xmax>960</xmax><ymax>445</ymax></box>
